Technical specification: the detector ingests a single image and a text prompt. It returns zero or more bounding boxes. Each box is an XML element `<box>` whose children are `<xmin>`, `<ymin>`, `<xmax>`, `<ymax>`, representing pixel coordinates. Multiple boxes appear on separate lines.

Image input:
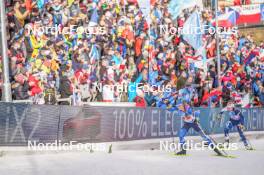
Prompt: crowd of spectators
<box><xmin>0</xmin><ymin>0</ymin><xmax>263</xmax><ymax>108</ymax></box>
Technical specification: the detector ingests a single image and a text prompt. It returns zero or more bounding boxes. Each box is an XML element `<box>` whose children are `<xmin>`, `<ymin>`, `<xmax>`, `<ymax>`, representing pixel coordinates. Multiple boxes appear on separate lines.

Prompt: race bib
<box><xmin>231</xmin><ymin>114</ymin><xmax>240</xmax><ymax>120</ymax></box>
<box><xmin>183</xmin><ymin>115</ymin><xmax>195</xmax><ymax>123</ymax></box>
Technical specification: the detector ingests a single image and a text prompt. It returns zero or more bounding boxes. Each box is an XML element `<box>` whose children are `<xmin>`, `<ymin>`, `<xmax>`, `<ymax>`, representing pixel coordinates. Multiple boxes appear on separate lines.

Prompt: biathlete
<box><xmin>219</xmin><ymin>103</ymin><xmax>253</xmax><ymax>150</ymax></box>
<box><xmin>175</xmin><ymin>101</ymin><xmax>223</xmax><ymax>156</ymax></box>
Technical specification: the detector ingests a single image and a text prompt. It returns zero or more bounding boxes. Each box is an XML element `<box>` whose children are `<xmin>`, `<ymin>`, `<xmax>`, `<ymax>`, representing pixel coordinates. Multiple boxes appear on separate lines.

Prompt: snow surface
<box><xmin>0</xmin><ymin>139</ymin><xmax>264</xmax><ymax>175</ymax></box>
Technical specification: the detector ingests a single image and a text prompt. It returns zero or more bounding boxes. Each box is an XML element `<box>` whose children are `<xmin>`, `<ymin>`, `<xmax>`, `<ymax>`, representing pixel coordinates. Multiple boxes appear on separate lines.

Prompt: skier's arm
<box><xmin>219</xmin><ymin>106</ymin><xmax>228</xmax><ymax>115</ymax></box>
<box><xmin>217</xmin><ymin>106</ymin><xmax>231</xmax><ymax>120</ymax></box>
<box><xmin>239</xmin><ymin>113</ymin><xmax>245</xmax><ymax>126</ymax></box>
<box><xmin>186</xmin><ymin>107</ymin><xmax>193</xmax><ymax>115</ymax></box>
<box><xmin>235</xmin><ymin>111</ymin><xmax>245</xmax><ymax>131</ymax></box>
<box><xmin>194</xmin><ymin>110</ymin><xmax>200</xmax><ymax>117</ymax></box>
<box><xmin>194</xmin><ymin>110</ymin><xmax>201</xmax><ymax>122</ymax></box>
<box><xmin>219</xmin><ymin>103</ymin><xmax>235</xmax><ymax>115</ymax></box>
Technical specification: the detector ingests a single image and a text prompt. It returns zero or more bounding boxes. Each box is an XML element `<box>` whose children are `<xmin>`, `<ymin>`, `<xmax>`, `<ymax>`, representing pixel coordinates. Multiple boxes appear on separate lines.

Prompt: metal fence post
<box><xmin>0</xmin><ymin>0</ymin><xmax>12</xmax><ymax>102</ymax></box>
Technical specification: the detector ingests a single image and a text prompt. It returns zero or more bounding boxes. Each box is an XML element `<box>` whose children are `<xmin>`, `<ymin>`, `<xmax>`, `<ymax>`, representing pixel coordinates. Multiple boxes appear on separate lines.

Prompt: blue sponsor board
<box><xmin>0</xmin><ymin>102</ymin><xmax>263</xmax><ymax>145</ymax></box>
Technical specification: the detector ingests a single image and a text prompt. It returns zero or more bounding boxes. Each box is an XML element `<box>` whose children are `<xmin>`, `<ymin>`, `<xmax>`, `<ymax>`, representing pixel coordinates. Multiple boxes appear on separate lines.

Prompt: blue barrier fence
<box><xmin>0</xmin><ymin>102</ymin><xmax>263</xmax><ymax>146</ymax></box>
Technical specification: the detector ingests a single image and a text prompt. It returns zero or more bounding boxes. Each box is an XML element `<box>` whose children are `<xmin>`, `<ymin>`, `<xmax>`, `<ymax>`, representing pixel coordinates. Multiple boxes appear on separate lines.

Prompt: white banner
<box><xmin>230</xmin><ymin>4</ymin><xmax>260</xmax><ymax>15</ymax></box>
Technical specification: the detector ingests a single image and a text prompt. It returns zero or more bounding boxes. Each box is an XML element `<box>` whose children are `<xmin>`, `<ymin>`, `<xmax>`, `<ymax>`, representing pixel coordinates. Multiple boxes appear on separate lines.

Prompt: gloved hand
<box><xmin>195</xmin><ymin>117</ymin><xmax>200</xmax><ymax>124</ymax></box>
<box><xmin>238</xmin><ymin>124</ymin><xmax>245</xmax><ymax>131</ymax></box>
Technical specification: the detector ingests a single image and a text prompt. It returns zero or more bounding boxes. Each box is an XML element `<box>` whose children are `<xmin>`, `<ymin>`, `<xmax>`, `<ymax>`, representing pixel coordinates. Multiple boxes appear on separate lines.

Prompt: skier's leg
<box><xmin>236</xmin><ymin>125</ymin><xmax>251</xmax><ymax>149</ymax></box>
<box><xmin>58</xmin><ymin>14</ymin><xmax>62</xmax><ymax>24</ymax></box>
<box><xmin>53</xmin><ymin>16</ymin><xmax>57</xmax><ymax>25</ymax></box>
<box><xmin>179</xmin><ymin>128</ymin><xmax>188</xmax><ymax>145</ymax></box>
<box><xmin>179</xmin><ymin>123</ymin><xmax>191</xmax><ymax>144</ymax></box>
<box><xmin>224</xmin><ymin>120</ymin><xmax>233</xmax><ymax>143</ymax></box>
<box><xmin>177</xmin><ymin>123</ymin><xmax>190</xmax><ymax>155</ymax></box>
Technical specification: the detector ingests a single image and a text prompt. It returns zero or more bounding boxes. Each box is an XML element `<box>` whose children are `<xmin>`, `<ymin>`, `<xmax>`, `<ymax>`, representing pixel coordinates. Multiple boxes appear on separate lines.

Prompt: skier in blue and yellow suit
<box><xmin>175</xmin><ymin>101</ymin><xmax>223</xmax><ymax>155</ymax></box>
<box><xmin>155</xmin><ymin>86</ymin><xmax>223</xmax><ymax>155</ymax></box>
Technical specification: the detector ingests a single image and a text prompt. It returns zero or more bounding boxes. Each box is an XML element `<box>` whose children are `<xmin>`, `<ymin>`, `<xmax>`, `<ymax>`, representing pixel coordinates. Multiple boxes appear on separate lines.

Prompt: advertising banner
<box><xmin>0</xmin><ymin>103</ymin><xmax>263</xmax><ymax>145</ymax></box>
<box><xmin>0</xmin><ymin>103</ymin><xmax>81</xmax><ymax>145</ymax></box>
<box><xmin>220</xmin><ymin>0</ymin><xmax>264</xmax><ymax>6</ymax></box>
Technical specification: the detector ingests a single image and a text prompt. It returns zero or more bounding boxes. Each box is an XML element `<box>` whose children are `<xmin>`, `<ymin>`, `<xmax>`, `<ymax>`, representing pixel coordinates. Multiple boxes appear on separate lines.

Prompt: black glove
<box><xmin>195</xmin><ymin>117</ymin><xmax>200</xmax><ymax>124</ymax></box>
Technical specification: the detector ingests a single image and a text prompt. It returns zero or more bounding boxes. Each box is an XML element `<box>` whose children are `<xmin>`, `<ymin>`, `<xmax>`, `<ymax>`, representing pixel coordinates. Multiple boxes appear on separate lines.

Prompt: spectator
<box><xmin>59</xmin><ymin>74</ymin><xmax>73</xmax><ymax>105</ymax></box>
<box><xmin>1</xmin><ymin>0</ymin><xmax>263</xmax><ymax>108</ymax></box>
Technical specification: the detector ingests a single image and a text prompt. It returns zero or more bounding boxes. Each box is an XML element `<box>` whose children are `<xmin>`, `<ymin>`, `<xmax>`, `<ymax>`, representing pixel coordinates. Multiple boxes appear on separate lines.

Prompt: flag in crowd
<box><xmin>182</xmin><ymin>11</ymin><xmax>203</xmax><ymax>51</ymax></box>
<box><xmin>244</xmin><ymin>50</ymin><xmax>260</xmax><ymax>65</ymax></box>
<box><xmin>137</xmin><ymin>0</ymin><xmax>151</xmax><ymax>25</ymax></box>
<box><xmin>168</xmin><ymin>0</ymin><xmax>203</xmax><ymax>20</ymax></box>
<box><xmin>89</xmin><ymin>8</ymin><xmax>99</xmax><ymax>26</ymax></box>
<box><xmin>261</xmin><ymin>4</ymin><xmax>264</xmax><ymax>21</ymax></box>
<box><xmin>215</xmin><ymin>10</ymin><xmax>239</xmax><ymax>27</ymax></box>
<box><xmin>229</xmin><ymin>4</ymin><xmax>262</xmax><ymax>24</ymax></box>
<box><xmin>89</xmin><ymin>45</ymin><xmax>100</xmax><ymax>63</ymax></box>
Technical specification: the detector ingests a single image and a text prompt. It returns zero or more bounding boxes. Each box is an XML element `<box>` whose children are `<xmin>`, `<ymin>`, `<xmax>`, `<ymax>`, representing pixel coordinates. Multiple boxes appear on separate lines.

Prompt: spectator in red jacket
<box><xmin>135</xmin><ymin>89</ymin><xmax>146</xmax><ymax>108</ymax></box>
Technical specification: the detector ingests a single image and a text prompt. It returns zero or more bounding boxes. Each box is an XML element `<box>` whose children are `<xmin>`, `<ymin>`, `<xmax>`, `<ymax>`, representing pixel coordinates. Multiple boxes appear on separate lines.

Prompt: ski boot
<box><xmin>244</xmin><ymin>143</ymin><xmax>254</xmax><ymax>150</ymax></box>
<box><xmin>213</xmin><ymin>146</ymin><xmax>224</xmax><ymax>156</ymax></box>
<box><xmin>176</xmin><ymin>146</ymin><xmax>187</xmax><ymax>155</ymax></box>
<box><xmin>224</xmin><ymin>136</ymin><xmax>230</xmax><ymax>148</ymax></box>
<box><xmin>245</xmin><ymin>145</ymin><xmax>253</xmax><ymax>150</ymax></box>
<box><xmin>209</xmin><ymin>143</ymin><xmax>224</xmax><ymax>156</ymax></box>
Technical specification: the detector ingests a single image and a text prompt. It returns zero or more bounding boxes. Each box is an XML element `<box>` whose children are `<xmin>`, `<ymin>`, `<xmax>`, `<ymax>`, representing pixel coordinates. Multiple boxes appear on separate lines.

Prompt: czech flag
<box><xmin>213</xmin><ymin>10</ymin><xmax>239</xmax><ymax>27</ymax></box>
<box><xmin>229</xmin><ymin>4</ymin><xmax>261</xmax><ymax>25</ymax></box>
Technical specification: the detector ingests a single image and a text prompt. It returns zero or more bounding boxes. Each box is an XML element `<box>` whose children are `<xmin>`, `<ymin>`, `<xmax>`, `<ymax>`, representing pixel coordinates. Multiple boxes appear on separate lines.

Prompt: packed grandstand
<box><xmin>0</xmin><ymin>0</ymin><xmax>263</xmax><ymax>108</ymax></box>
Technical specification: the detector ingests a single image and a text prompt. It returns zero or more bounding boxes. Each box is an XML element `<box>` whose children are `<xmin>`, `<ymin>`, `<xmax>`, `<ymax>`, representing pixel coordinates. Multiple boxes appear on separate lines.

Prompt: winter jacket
<box><xmin>59</xmin><ymin>76</ymin><xmax>73</xmax><ymax>100</ymax></box>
